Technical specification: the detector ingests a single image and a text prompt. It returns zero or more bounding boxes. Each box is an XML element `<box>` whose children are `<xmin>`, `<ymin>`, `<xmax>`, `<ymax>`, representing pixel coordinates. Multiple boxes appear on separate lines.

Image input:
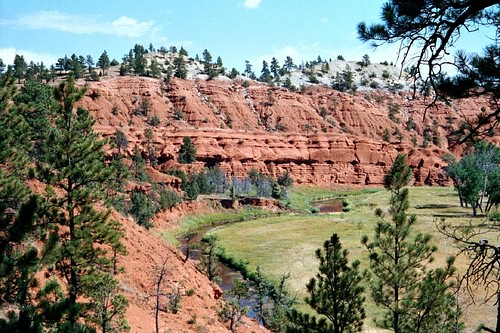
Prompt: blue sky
<box><xmin>0</xmin><ymin>0</ymin><xmax>494</xmax><ymax>72</ymax></box>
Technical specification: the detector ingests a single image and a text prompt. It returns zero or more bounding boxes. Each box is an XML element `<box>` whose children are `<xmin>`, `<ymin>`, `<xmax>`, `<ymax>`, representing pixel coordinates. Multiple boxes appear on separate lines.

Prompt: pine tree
<box><xmin>362</xmin><ymin>154</ymin><xmax>458</xmax><ymax>333</ymax></box>
<box><xmin>305</xmin><ymin>233</ymin><xmax>367</xmax><ymax>333</ymax></box>
<box><xmin>88</xmin><ymin>273</ymin><xmax>130</xmax><ymax>333</ymax></box>
<box><xmin>270</xmin><ymin>57</ymin><xmax>280</xmax><ymax>78</ymax></box>
<box><xmin>244</xmin><ymin>60</ymin><xmax>253</xmax><ymax>78</ymax></box>
<box><xmin>97</xmin><ymin>50</ymin><xmax>110</xmax><ymax>76</ymax></box>
<box><xmin>13</xmin><ymin>54</ymin><xmax>27</xmax><ymax>83</ymax></box>
<box><xmin>0</xmin><ymin>73</ymin><xmax>68</xmax><ymax>332</ymax></box>
<box><xmin>260</xmin><ymin>60</ymin><xmax>271</xmax><ymax>83</ymax></box>
<box><xmin>178</xmin><ymin>136</ymin><xmax>196</xmax><ymax>164</ymax></box>
<box><xmin>173</xmin><ymin>55</ymin><xmax>187</xmax><ymax>79</ymax></box>
<box><xmin>38</xmin><ymin>77</ymin><xmax>127</xmax><ymax>329</ymax></box>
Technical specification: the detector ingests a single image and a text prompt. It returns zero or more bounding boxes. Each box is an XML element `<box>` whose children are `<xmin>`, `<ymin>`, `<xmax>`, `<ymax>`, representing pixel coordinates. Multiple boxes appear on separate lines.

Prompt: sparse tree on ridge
<box><xmin>284</xmin><ymin>56</ymin><xmax>294</xmax><ymax>72</ymax></box>
<box><xmin>202</xmin><ymin>49</ymin><xmax>213</xmax><ymax>74</ymax></box>
<box><xmin>179</xmin><ymin>46</ymin><xmax>188</xmax><ymax>57</ymax></box>
<box><xmin>13</xmin><ymin>54</ymin><xmax>27</xmax><ymax>83</ymax></box>
<box><xmin>260</xmin><ymin>60</ymin><xmax>271</xmax><ymax>83</ymax></box>
<box><xmin>97</xmin><ymin>50</ymin><xmax>111</xmax><ymax>76</ymax></box>
<box><xmin>86</xmin><ymin>54</ymin><xmax>94</xmax><ymax>73</ymax></box>
<box><xmin>0</xmin><ymin>58</ymin><xmax>6</xmax><ymax>75</ymax></box>
<box><xmin>270</xmin><ymin>57</ymin><xmax>280</xmax><ymax>78</ymax></box>
<box><xmin>244</xmin><ymin>60</ymin><xmax>253</xmax><ymax>78</ymax></box>
<box><xmin>173</xmin><ymin>55</ymin><xmax>187</xmax><ymax>79</ymax></box>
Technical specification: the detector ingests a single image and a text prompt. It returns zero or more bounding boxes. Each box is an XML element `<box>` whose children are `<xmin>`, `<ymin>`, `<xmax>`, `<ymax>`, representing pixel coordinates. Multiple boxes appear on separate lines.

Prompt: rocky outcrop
<box><xmin>80</xmin><ymin>76</ymin><xmax>494</xmax><ymax>186</ymax></box>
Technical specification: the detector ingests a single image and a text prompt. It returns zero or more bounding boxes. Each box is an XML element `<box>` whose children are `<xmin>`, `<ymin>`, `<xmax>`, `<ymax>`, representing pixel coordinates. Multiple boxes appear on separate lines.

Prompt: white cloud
<box><xmin>243</xmin><ymin>0</ymin><xmax>261</xmax><ymax>9</ymax></box>
<box><xmin>0</xmin><ymin>47</ymin><xmax>58</xmax><ymax>66</ymax></box>
<box><xmin>9</xmin><ymin>11</ymin><xmax>160</xmax><ymax>39</ymax></box>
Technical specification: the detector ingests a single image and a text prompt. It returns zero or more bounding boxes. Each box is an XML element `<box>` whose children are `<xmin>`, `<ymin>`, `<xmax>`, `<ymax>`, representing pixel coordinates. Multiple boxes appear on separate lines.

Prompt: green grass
<box><xmin>208</xmin><ymin>186</ymin><xmax>497</xmax><ymax>332</ymax></box>
<box><xmin>288</xmin><ymin>185</ymin><xmax>381</xmax><ymax>212</ymax></box>
<box><xmin>158</xmin><ymin>206</ymin><xmax>275</xmax><ymax>246</ymax></box>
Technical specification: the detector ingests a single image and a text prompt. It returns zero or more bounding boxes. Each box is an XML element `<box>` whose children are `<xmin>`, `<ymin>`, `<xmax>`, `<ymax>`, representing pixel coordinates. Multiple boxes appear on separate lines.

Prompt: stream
<box><xmin>178</xmin><ymin>200</ymin><xmax>343</xmax><ymax>321</ymax></box>
<box><xmin>180</xmin><ymin>229</ymin><xmax>258</xmax><ymax>319</ymax></box>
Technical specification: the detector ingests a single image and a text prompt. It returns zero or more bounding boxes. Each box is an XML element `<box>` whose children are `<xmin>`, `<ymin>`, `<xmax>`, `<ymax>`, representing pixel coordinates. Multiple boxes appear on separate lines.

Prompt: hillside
<box><xmin>79</xmin><ymin>65</ymin><xmax>493</xmax><ymax>187</ymax></box>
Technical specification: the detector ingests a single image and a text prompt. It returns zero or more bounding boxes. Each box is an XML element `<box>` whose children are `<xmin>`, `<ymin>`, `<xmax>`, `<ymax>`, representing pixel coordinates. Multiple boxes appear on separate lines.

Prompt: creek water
<box><xmin>180</xmin><ymin>230</ymin><xmax>244</xmax><ymax>289</ymax></box>
<box><xmin>180</xmin><ymin>229</ymin><xmax>258</xmax><ymax>319</ymax></box>
<box><xmin>312</xmin><ymin>198</ymin><xmax>345</xmax><ymax>213</ymax></box>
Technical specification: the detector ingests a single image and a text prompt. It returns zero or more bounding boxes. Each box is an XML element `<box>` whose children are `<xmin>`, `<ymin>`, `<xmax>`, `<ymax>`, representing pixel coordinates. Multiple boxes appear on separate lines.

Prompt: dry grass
<box><xmin>210</xmin><ymin>186</ymin><xmax>498</xmax><ymax>332</ymax></box>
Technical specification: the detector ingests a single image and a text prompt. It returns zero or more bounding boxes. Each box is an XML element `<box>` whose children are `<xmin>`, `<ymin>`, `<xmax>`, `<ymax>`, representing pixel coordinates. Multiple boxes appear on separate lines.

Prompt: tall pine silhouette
<box><xmin>38</xmin><ymin>77</ymin><xmax>127</xmax><ymax>330</ymax></box>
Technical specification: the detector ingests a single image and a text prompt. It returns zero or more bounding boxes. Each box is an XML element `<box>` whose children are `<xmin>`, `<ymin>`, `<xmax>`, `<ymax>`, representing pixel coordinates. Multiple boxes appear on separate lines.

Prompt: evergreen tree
<box><xmin>68</xmin><ymin>54</ymin><xmax>84</xmax><ymax>79</ymax></box>
<box><xmin>88</xmin><ymin>274</ymin><xmax>130</xmax><ymax>333</ymax></box>
<box><xmin>12</xmin><ymin>80</ymin><xmax>56</xmax><ymax>161</ymax></box>
<box><xmin>150</xmin><ymin>59</ymin><xmax>161</xmax><ymax>78</ymax></box>
<box><xmin>97</xmin><ymin>50</ymin><xmax>110</xmax><ymax>76</ymax></box>
<box><xmin>129</xmin><ymin>188</ymin><xmax>155</xmax><ymax>229</ymax></box>
<box><xmin>362</xmin><ymin>154</ymin><xmax>458</xmax><ymax>333</ymax></box>
<box><xmin>13</xmin><ymin>54</ymin><xmax>27</xmax><ymax>83</ymax></box>
<box><xmin>178</xmin><ymin>136</ymin><xmax>196</xmax><ymax>164</ymax></box>
<box><xmin>229</xmin><ymin>68</ymin><xmax>239</xmax><ymax>79</ymax></box>
<box><xmin>216</xmin><ymin>56</ymin><xmax>224</xmax><ymax>74</ymax></box>
<box><xmin>0</xmin><ymin>75</ymin><xmax>63</xmax><ymax>332</ymax></box>
<box><xmin>114</xmin><ymin>130</ymin><xmax>128</xmax><ymax>156</ymax></box>
<box><xmin>270</xmin><ymin>57</ymin><xmax>280</xmax><ymax>78</ymax></box>
<box><xmin>38</xmin><ymin>77</ymin><xmax>127</xmax><ymax>329</ymax></box>
<box><xmin>218</xmin><ymin>279</ymin><xmax>249</xmax><ymax>331</ymax></box>
<box><xmin>173</xmin><ymin>55</ymin><xmax>187</xmax><ymax>79</ymax></box>
<box><xmin>244</xmin><ymin>60</ymin><xmax>253</xmax><ymax>78</ymax></box>
<box><xmin>0</xmin><ymin>58</ymin><xmax>5</xmax><ymax>76</ymax></box>
<box><xmin>304</xmin><ymin>233</ymin><xmax>366</xmax><ymax>333</ymax></box>
<box><xmin>86</xmin><ymin>55</ymin><xmax>94</xmax><ymax>74</ymax></box>
<box><xmin>179</xmin><ymin>46</ymin><xmax>188</xmax><ymax>56</ymax></box>
<box><xmin>284</xmin><ymin>56</ymin><xmax>295</xmax><ymax>72</ymax></box>
<box><xmin>132</xmin><ymin>45</ymin><xmax>146</xmax><ymax>76</ymax></box>
<box><xmin>260</xmin><ymin>60</ymin><xmax>272</xmax><ymax>83</ymax></box>
<box><xmin>131</xmin><ymin>145</ymin><xmax>148</xmax><ymax>181</ymax></box>
<box><xmin>358</xmin><ymin>0</ymin><xmax>499</xmax><ymax>142</ymax></box>
<box><xmin>200</xmin><ymin>234</ymin><xmax>220</xmax><ymax>281</ymax></box>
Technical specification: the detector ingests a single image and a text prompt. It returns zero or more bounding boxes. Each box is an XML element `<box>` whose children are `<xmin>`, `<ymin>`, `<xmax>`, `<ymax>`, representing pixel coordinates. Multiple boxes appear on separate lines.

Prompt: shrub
<box><xmin>159</xmin><ymin>188</ymin><xmax>182</xmax><ymax>210</ymax></box>
<box><xmin>149</xmin><ymin>115</ymin><xmax>160</xmax><ymax>126</ymax></box>
<box><xmin>129</xmin><ymin>189</ymin><xmax>156</xmax><ymax>229</ymax></box>
<box><xmin>277</xmin><ymin>170</ymin><xmax>293</xmax><ymax>187</ymax></box>
<box><xmin>173</xmin><ymin>108</ymin><xmax>184</xmax><ymax>120</ymax></box>
<box><xmin>309</xmin><ymin>74</ymin><xmax>319</xmax><ymax>84</ymax></box>
<box><xmin>166</xmin><ymin>169</ymin><xmax>187</xmax><ymax>190</ymax></box>
<box><xmin>489</xmin><ymin>211</ymin><xmax>500</xmax><ymax>222</ymax></box>
<box><xmin>383</xmin><ymin>128</ymin><xmax>391</xmax><ymax>142</ymax></box>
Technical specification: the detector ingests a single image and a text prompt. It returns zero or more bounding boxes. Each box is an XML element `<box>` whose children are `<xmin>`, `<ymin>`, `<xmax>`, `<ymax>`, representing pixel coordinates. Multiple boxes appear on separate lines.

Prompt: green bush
<box><xmin>129</xmin><ymin>189</ymin><xmax>156</xmax><ymax>228</ymax></box>
<box><xmin>159</xmin><ymin>188</ymin><xmax>182</xmax><ymax>210</ymax></box>
<box><xmin>488</xmin><ymin>211</ymin><xmax>500</xmax><ymax>222</ymax></box>
<box><xmin>149</xmin><ymin>115</ymin><xmax>160</xmax><ymax>126</ymax></box>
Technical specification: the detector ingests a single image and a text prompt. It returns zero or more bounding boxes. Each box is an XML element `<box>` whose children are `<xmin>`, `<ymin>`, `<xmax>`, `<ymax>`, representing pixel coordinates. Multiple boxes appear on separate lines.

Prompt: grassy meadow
<box><xmin>207</xmin><ymin>185</ymin><xmax>498</xmax><ymax>332</ymax></box>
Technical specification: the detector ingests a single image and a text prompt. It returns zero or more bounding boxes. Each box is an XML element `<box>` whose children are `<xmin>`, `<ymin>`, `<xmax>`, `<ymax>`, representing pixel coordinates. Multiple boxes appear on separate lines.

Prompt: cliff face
<box><xmin>80</xmin><ymin>76</ymin><xmax>492</xmax><ymax>186</ymax></box>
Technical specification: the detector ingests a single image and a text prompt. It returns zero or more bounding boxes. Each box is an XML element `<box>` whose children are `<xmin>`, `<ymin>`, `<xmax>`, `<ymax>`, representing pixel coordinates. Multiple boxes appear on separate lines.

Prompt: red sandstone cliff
<box><xmin>80</xmin><ymin>76</ymin><xmax>494</xmax><ymax>186</ymax></box>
